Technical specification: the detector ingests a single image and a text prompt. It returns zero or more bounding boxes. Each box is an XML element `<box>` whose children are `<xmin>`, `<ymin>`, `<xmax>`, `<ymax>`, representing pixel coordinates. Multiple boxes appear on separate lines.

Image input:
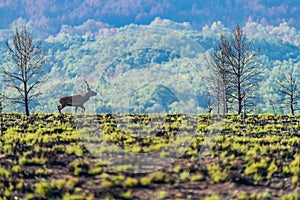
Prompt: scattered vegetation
<box><xmin>0</xmin><ymin>113</ymin><xmax>299</xmax><ymax>199</ymax></box>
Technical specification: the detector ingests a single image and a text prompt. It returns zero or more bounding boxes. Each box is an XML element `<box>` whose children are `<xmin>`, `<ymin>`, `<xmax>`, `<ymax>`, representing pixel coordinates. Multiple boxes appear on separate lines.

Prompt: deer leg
<box><xmin>79</xmin><ymin>105</ymin><xmax>85</xmax><ymax>113</ymax></box>
<box><xmin>58</xmin><ymin>105</ymin><xmax>63</xmax><ymax>113</ymax></box>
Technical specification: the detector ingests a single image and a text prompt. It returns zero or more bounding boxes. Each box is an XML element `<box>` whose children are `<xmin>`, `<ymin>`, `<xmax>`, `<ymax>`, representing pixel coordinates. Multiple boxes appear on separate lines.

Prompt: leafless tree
<box><xmin>225</xmin><ymin>24</ymin><xmax>262</xmax><ymax>115</ymax></box>
<box><xmin>207</xmin><ymin>25</ymin><xmax>262</xmax><ymax>115</ymax></box>
<box><xmin>207</xmin><ymin>34</ymin><xmax>232</xmax><ymax>115</ymax></box>
<box><xmin>1</xmin><ymin>26</ymin><xmax>46</xmax><ymax>116</ymax></box>
<box><xmin>274</xmin><ymin>69</ymin><xmax>299</xmax><ymax>115</ymax></box>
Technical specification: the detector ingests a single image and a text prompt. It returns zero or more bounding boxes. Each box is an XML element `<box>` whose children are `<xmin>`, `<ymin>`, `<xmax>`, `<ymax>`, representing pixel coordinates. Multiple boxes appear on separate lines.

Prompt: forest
<box><xmin>0</xmin><ymin>20</ymin><xmax>299</xmax><ymax>115</ymax></box>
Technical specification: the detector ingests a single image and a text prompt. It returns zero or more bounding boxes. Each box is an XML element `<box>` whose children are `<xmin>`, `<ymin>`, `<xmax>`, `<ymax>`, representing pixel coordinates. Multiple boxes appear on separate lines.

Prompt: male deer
<box><xmin>58</xmin><ymin>81</ymin><xmax>97</xmax><ymax>113</ymax></box>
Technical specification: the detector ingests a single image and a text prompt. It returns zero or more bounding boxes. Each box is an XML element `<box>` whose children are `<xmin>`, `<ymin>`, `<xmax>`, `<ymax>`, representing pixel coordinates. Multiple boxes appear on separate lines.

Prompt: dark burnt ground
<box><xmin>0</xmin><ymin>114</ymin><xmax>299</xmax><ymax>199</ymax></box>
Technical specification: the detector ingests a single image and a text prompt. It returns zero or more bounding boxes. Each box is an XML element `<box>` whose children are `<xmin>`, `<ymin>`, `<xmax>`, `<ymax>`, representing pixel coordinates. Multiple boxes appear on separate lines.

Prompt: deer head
<box><xmin>84</xmin><ymin>80</ymin><xmax>97</xmax><ymax>97</ymax></box>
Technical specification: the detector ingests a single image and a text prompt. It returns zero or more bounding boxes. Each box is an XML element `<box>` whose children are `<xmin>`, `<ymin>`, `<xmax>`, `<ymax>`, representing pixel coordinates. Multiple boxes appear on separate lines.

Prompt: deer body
<box><xmin>58</xmin><ymin>81</ymin><xmax>97</xmax><ymax>113</ymax></box>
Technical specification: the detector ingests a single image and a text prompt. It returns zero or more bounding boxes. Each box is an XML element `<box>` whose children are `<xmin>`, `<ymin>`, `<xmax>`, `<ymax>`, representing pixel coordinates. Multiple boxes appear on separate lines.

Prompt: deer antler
<box><xmin>84</xmin><ymin>80</ymin><xmax>90</xmax><ymax>90</ymax></box>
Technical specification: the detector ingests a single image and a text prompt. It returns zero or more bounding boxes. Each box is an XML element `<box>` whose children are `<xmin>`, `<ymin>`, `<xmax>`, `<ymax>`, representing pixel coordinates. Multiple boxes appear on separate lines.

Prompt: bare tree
<box><xmin>1</xmin><ymin>26</ymin><xmax>46</xmax><ymax>116</ymax></box>
<box><xmin>225</xmin><ymin>24</ymin><xmax>262</xmax><ymax>115</ymax></box>
<box><xmin>207</xmin><ymin>34</ymin><xmax>232</xmax><ymax>115</ymax></box>
<box><xmin>274</xmin><ymin>69</ymin><xmax>299</xmax><ymax>115</ymax></box>
<box><xmin>207</xmin><ymin>25</ymin><xmax>262</xmax><ymax>115</ymax></box>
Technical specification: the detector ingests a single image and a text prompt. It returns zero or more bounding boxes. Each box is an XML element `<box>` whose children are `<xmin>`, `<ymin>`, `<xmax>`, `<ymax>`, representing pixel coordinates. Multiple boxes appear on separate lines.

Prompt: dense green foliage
<box><xmin>0</xmin><ymin>22</ymin><xmax>299</xmax><ymax>114</ymax></box>
<box><xmin>0</xmin><ymin>113</ymin><xmax>299</xmax><ymax>199</ymax></box>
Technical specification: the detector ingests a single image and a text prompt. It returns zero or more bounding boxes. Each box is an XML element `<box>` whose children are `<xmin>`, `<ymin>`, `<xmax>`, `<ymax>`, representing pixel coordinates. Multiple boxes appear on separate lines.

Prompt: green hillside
<box><xmin>0</xmin><ymin>22</ymin><xmax>299</xmax><ymax>114</ymax></box>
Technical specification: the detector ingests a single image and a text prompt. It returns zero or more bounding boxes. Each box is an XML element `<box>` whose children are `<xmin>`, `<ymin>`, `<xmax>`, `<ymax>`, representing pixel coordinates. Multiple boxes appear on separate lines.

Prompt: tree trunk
<box><xmin>24</xmin><ymin>82</ymin><xmax>30</xmax><ymax>116</ymax></box>
<box><xmin>237</xmin><ymin>77</ymin><xmax>242</xmax><ymax>114</ymax></box>
<box><xmin>290</xmin><ymin>97</ymin><xmax>294</xmax><ymax>115</ymax></box>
